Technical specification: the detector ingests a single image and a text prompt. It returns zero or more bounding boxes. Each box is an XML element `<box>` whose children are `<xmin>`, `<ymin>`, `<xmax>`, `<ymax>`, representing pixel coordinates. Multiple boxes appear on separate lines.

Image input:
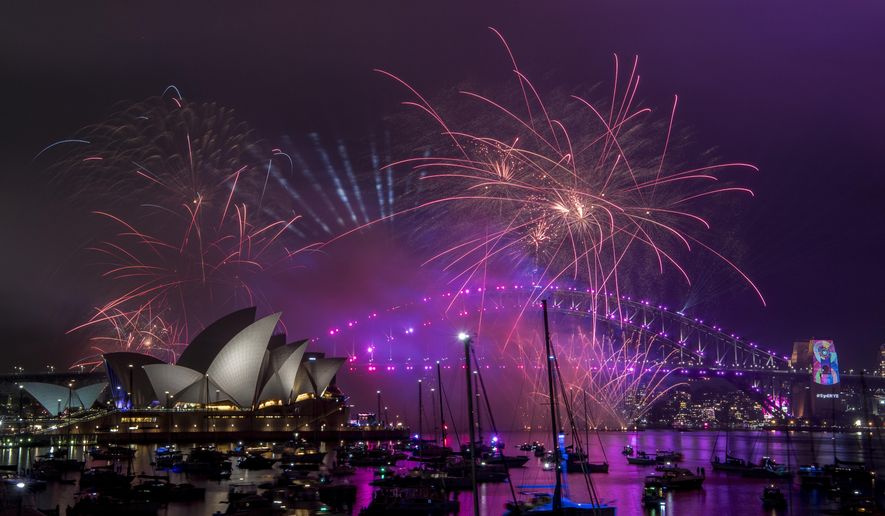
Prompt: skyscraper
<box><xmin>878</xmin><ymin>343</ymin><xmax>885</xmax><ymax>377</ymax></box>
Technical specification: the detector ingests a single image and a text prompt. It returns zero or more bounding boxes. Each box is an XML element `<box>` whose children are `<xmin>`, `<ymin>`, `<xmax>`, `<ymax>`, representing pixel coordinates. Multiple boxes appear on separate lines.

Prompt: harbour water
<box><xmin>2</xmin><ymin>430</ymin><xmax>881</xmax><ymax>515</ymax></box>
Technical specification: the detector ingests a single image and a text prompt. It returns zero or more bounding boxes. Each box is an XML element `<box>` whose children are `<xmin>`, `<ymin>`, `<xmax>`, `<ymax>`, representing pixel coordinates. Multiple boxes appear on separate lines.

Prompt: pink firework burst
<box><xmin>355</xmin><ymin>28</ymin><xmax>765</xmax><ymax>344</ymax></box>
<box><xmin>51</xmin><ymin>90</ymin><xmax>318</xmax><ymax>364</ymax></box>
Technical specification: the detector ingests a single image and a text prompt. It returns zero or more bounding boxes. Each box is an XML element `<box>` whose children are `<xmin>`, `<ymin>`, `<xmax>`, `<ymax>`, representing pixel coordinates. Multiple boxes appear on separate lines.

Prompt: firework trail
<box><xmin>552</xmin><ymin>329</ymin><xmax>685</xmax><ymax>429</ymax></box>
<box><xmin>336</xmin><ymin>28</ymin><xmax>766</xmax><ymax>352</ymax></box>
<box><xmin>270</xmin><ymin>131</ymin><xmax>407</xmax><ymax>240</ymax></box>
<box><xmin>44</xmin><ymin>89</ymin><xmax>318</xmax><ymax>364</ymax></box>
<box><xmin>472</xmin><ymin>312</ymin><xmax>685</xmax><ymax>430</ymax></box>
<box><xmin>323</xmin><ymin>286</ymin><xmax>687</xmax><ymax>431</ymax></box>
<box><xmin>72</xmin><ymin>307</ymin><xmax>184</xmax><ymax>369</ymax></box>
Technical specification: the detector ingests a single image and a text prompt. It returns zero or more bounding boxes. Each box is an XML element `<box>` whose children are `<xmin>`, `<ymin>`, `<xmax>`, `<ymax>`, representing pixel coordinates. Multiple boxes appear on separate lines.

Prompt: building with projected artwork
<box><xmin>790</xmin><ymin>338</ymin><xmax>844</xmax><ymax>423</ymax></box>
<box><xmin>21</xmin><ymin>308</ymin><xmax>354</xmax><ymax>441</ymax></box>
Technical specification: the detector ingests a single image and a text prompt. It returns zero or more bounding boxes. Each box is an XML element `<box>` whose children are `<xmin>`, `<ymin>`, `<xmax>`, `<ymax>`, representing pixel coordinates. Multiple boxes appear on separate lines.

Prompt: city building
<box><xmin>879</xmin><ymin>343</ymin><xmax>885</xmax><ymax>377</ymax></box>
<box><xmin>649</xmin><ymin>383</ymin><xmax>765</xmax><ymax>429</ymax></box>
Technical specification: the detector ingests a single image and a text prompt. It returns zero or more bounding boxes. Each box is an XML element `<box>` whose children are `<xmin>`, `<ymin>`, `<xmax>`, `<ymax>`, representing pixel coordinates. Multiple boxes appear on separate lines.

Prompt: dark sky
<box><xmin>2</xmin><ymin>1</ymin><xmax>885</xmax><ymax>369</ymax></box>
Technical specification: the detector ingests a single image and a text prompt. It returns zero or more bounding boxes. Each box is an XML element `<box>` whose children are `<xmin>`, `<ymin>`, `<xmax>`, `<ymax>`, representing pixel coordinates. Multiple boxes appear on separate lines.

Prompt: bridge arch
<box><xmin>323</xmin><ymin>284</ymin><xmax>791</xmax><ymax>372</ymax></box>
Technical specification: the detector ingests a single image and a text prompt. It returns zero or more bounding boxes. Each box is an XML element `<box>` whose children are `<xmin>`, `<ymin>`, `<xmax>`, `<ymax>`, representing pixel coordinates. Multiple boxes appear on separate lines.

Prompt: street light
<box><xmin>127</xmin><ymin>363</ymin><xmax>134</xmax><ymax>409</ymax></box>
<box><xmin>376</xmin><ymin>390</ymin><xmax>382</xmax><ymax>427</ymax></box>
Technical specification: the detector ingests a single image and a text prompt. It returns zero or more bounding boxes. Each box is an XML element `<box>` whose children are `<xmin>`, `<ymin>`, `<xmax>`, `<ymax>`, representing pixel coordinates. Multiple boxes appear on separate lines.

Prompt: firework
<box><xmin>272</xmin><ymin>132</ymin><xmax>406</xmax><ymax>240</ymax></box>
<box><xmin>322</xmin><ymin>285</ymin><xmax>688</xmax><ymax>431</ymax></box>
<box><xmin>72</xmin><ymin>307</ymin><xmax>184</xmax><ymax>369</ymax></box>
<box><xmin>360</xmin><ymin>28</ymin><xmax>764</xmax><ymax>337</ymax></box>
<box><xmin>552</xmin><ymin>329</ymin><xmax>685</xmax><ymax>429</ymax></box>
<box><xmin>47</xmin><ymin>88</ymin><xmax>317</xmax><ymax>363</ymax></box>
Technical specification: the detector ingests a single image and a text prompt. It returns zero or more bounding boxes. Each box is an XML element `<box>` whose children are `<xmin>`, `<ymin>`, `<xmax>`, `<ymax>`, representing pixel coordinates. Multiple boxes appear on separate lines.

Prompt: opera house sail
<box><xmin>18</xmin><ymin>308</ymin><xmax>351</xmax><ymax>439</ymax></box>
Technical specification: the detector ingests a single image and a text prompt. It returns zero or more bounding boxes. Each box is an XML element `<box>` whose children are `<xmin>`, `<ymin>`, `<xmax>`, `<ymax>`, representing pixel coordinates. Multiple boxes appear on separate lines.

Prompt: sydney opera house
<box><xmin>18</xmin><ymin>308</ymin><xmax>353</xmax><ymax>441</ymax></box>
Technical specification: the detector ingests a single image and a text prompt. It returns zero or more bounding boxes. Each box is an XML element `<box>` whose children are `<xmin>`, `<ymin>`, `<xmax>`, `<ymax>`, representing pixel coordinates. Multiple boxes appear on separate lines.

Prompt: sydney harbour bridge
<box><xmin>319</xmin><ymin>285</ymin><xmax>882</xmax><ymax>423</ymax></box>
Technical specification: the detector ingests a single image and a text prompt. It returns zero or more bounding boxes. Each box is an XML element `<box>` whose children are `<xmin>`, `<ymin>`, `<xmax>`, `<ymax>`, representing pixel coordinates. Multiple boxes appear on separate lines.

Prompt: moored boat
<box><xmin>654</xmin><ymin>449</ymin><xmax>683</xmax><ymax>463</ymax></box>
<box><xmin>644</xmin><ymin>466</ymin><xmax>704</xmax><ymax>490</ymax></box>
<box><xmin>35</xmin><ymin>451</ymin><xmax>84</xmax><ymax>473</ymax></box>
<box><xmin>217</xmin><ymin>494</ymin><xmax>286</xmax><ymax>515</ymax></box>
<box><xmin>131</xmin><ymin>475</ymin><xmax>205</xmax><ymax>502</ymax></box>
<box><xmin>411</xmin><ymin>443</ymin><xmax>452</xmax><ymax>460</ymax></box>
<box><xmin>566</xmin><ymin>457</ymin><xmax>609</xmax><ymax>473</ymax></box>
<box><xmin>504</xmin><ymin>492</ymin><xmax>617</xmax><ymax>515</ymax></box>
<box><xmin>711</xmin><ymin>453</ymin><xmax>751</xmax><ymax>473</ymax></box>
<box><xmin>798</xmin><ymin>463</ymin><xmax>831</xmax><ymax>488</ymax></box>
<box><xmin>228</xmin><ymin>482</ymin><xmax>258</xmax><ymax>502</ymax></box>
<box><xmin>277</xmin><ymin>439</ymin><xmax>327</xmax><ymax>464</ymax></box>
<box><xmin>482</xmin><ymin>452</ymin><xmax>530</xmax><ymax>468</ymax></box>
<box><xmin>79</xmin><ymin>468</ymin><xmax>133</xmax><ymax>491</ymax></box>
<box><xmin>519</xmin><ymin>441</ymin><xmax>543</xmax><ymax>452</ymax></box>
<box><xmin>237</xmin><ymin>454</ymin><xmax>276</xmax><ymax>470</ymax></box>
<box><xmin>742</xmin><ymin>457</ymin><xmax>793</xmax><ymax>479</ymax></box>
<box><xmin>359</xmin><ymin>484</ymin><xmax>459</xmax><ymax>515</ymax></box>
<box><xmin>627</xmin><ymin>451</ymin><xmax>656</xmax><ymax>465</ymax></box>
<box><xmin>347</xmin><ymin>446</ymin><xmax>403</xmax><ymax>467</ymax></box>
<box><xmin>67</xmin><ymin>492</ymin><xmax>160</xmax><ymax>516</ymax></box>
<box><xmin>173</xmin><ymin>447</ymin><xmax>232</xmax><ymax>479</ymax></box>
<box><xmin>89</xmin><ymin>445</ymin><xmax>135</xmax><ymax>461</ymax></box>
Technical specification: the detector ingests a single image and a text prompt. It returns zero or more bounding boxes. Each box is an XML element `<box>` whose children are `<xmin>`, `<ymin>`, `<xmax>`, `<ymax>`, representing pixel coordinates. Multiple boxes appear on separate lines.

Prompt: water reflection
<box><xmin>0</xmin><ymin>430</ymin><xmax>881</xmax><ymax>514</ymax></box>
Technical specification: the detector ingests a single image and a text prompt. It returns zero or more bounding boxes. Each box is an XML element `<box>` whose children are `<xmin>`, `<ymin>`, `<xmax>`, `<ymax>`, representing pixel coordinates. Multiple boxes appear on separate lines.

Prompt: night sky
<box><xmin>2</xmin><ymin>1</ymin><xmax>884</xmax><ymax>370</ymax></box>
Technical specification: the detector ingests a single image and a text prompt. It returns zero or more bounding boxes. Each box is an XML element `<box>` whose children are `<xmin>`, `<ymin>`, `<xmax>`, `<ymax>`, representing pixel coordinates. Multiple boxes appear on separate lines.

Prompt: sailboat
<box><xmin>470</xmin><ymin>357</ymin><xmax>530</xmax><ymax>469</ymax></box>
<box><xmin>565</xmin><ymin>390</ymin><xmax>608</xmax><ymax>473</ymax></box>
<box><xmin>504</xmin><ymin>300</ymin><xmax>616</xmax><ymax>515</ymax></box>
<box><xmin>710</xmin><ymin>407</ymin><xmax>751</xmax><ymax>473</ymax></box>
<box><xmin>412</xmin><ymin>363</ymin><xmax>454</xmax><ymax>462</ymax></box>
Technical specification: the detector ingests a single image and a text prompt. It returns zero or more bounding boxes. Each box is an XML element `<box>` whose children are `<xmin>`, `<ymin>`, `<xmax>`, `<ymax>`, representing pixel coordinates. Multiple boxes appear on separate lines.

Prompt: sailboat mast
<box><xmin>418</xmin><ymin>379</ymin><xmax>423</xmax><ymax>454</ymax></box>
<box><xmin>542</xmin><ymin>300</ymin><xmax>563</xmax><ymax>511</ymax></box>
<box><xmin>725</xmin><ymin>402</ymin><xmax>730</xmax><ymax>457</ymax></box>
<box><xmin>461</xmin><ymin>333</ymin><xmax>481</xmax><ymax>516</ymax></box>
<box><xmin>583</xmin><ymin>388</ymin><xmax>589</xmax><ymax>455</ymax></box>
<box><xmin>437</xmin><ymin>361</ymin><xmax>447</xmax><ymax>446</ymax></box>
<box><xmin>476</xmin><ymin>372</ymin><xmax>483</xmax><ymax>446</ymax></box>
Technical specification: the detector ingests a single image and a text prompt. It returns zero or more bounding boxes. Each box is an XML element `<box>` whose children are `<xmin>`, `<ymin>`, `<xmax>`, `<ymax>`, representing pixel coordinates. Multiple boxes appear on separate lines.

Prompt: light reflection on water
<box><xmin>1</xmin><ymin>430</ymin><xmax>881</xmax><ymax>515</ymax></box>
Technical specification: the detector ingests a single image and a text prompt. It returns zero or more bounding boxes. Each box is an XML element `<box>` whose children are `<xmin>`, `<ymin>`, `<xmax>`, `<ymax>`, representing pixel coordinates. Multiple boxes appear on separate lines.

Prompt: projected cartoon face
<box><xmin>812</xmin><ymin>340</ymin><xmax>839</xmax><ymax>385</ymax></box>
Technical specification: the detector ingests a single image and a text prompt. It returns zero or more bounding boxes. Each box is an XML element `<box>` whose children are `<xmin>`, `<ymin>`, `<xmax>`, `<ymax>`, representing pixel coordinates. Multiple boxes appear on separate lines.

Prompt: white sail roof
<box><xmin>308</xmin><ymin>358</ymin><xmax>345</xmax><ymax>397</ymax></box>
<box><xmin>293</xmin><ymin>357</ymin><xmax>345</xmax><ymax>397</ymax></box>
<box><xmin>74</xmin><ymin>382</ymin><xmax>107</xmax><ymax>409</ymax></box>
<box><xmin>205</xmin><ymin>312</ymin><xmax>281</xmax><ymax>408</ymax></box>
<box><xmin>177</xmin><ymin>307</ymin><xmax>257</xmax><ymax>373</ymax></box>
<box><xmin>174</xmin><ymin>375</ymin><xmax>235</xmax><ymax>405</ymax></box>
<box><xmin>20</xmin><ymin>382</ymin><xmax>107</xmax><ymax>416</ymax></box>
<box><xmin>142</xmin><ymin>364</ymin><xmax>203</xmax><ymax>398</ymax></box>
<box><xmin>257</xmin><ymin>340</ymin><xmax>308</xmax><ymax>403</ymax></box>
